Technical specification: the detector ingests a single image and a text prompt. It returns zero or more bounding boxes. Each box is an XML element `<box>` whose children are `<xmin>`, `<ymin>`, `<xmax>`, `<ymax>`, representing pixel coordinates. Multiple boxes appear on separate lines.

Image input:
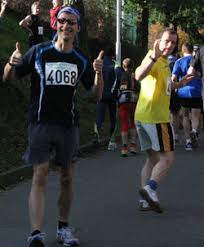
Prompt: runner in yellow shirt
<box><xmin>135</xmin><ymin>28</ymin><xmax>193</xmax><ymax>213</ymax></box>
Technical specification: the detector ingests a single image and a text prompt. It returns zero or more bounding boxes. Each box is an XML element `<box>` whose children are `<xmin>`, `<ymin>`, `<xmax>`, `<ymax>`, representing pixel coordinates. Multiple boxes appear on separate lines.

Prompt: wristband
<box><xmin>8</xmin><ymin>61</ymin><xmax>15</xmax><ymax>67</ymax></box>
<box><xmin>149</xmin><ymin>55</ymin><xmax>157</xmax><ymax>63</ymax></box>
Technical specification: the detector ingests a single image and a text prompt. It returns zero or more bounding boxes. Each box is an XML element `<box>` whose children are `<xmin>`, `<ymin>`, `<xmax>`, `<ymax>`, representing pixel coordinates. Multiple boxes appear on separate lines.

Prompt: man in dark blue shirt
<box><xmin>3</xmin><ymin>6</ymin><xmax>103</xmax><ymax>247</ymax></box>
<box><xmin>93</xmin><ymin>45</ymin><xmax>118</xmax><ymax>150</ymax></box>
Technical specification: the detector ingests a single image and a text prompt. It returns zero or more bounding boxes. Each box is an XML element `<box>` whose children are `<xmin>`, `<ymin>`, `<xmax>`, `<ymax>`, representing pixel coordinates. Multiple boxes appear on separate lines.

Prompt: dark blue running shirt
<box><xmin>15</xmin><ymin>41</ymin><xmax>94</xmax><ymax>126</ymax></box>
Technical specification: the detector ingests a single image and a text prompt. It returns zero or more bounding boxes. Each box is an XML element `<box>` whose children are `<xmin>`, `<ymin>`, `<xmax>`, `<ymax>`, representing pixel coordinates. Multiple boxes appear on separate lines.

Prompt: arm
<box><xmin>92</xmin><ymin>50</ymin><xmax>104</xmax><ymax>101</ymax></box>
<box><xmin>135</xmin><ymin>39</ymin><xmax>162</xmax><ymax>81</ymax></box>
<box><xmin>0</xmin><ymin>0</ymin><xmax>7</xmax><ymax>18</ymax></box>
<box><xmin>171</xmin><ymin>73</ymin><xmax>194</xmax><ymax>90</ymax></box>
<box><xmin>3</xmin><ymin>42</ymin><xmax>22</xmax><ymax>82</ymax></box>
<box><xmin>19</xmin><ymin>15</ymin><xmax>33</xmax><ymax>33</ymax></box>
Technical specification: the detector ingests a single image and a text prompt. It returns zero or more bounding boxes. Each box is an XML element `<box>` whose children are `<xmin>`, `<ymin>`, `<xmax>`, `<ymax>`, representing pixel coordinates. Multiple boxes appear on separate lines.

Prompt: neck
<box><xmin>55</xmin><ymin>39</ymin><xmax>73</xmax><ymax>52</ymax></box>
<box><xmin>183</xmin><ymin>52</ymin><xmax>191</xmax><ymax>57</ymax></box>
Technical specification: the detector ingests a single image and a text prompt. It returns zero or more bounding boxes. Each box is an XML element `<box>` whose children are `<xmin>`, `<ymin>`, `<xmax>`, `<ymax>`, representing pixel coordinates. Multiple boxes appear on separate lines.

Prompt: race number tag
<box><xmin>38</xmin><ymin>26</ymin><xmax>44</xmax><ymax>35</ymax></box>
<box><xmin>45</xmin><ymin>62</ymin><xmax>78</xmax><ymax>86</ymax></box>
<box><xmin>166</xmin><ymin>76</ymin><xmax>172</xmax><ymax>96</ymax></box>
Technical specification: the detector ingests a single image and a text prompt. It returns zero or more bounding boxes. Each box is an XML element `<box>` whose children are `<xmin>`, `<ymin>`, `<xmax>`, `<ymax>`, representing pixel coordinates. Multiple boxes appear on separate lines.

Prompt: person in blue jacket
<box><xmin>172</xmin><ymin>42</ymin><xmax>202</xmax><ymax>150</ymax></box>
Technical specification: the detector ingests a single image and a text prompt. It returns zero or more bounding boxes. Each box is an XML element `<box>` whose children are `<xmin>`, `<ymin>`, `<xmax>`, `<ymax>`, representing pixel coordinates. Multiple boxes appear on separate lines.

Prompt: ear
<box><xmin>77</xmin><ymin>24</ymin><xmax>81</xmax><ymax>33</ymax></box>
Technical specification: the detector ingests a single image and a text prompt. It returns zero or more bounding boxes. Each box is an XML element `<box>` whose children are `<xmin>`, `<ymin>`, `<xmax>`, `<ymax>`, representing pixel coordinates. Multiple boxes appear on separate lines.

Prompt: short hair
<box><xmin>31</xmin><ymin>1</ymin><xmax>40</xmax><ymax>13</ymax></box>
<box><xmin>182</xmin><ymin>42</ymin><xmax>193</xmax><ymax>53</ymax></box>
<box><xmin>122</xmin><ymin>58</ymin><xmax>134</xmax><ymax>70</ymax></box>
<box><xmin>157</xmin><ymin>27</ymin><xmax>178</xmax><ymax>40</ymax></box>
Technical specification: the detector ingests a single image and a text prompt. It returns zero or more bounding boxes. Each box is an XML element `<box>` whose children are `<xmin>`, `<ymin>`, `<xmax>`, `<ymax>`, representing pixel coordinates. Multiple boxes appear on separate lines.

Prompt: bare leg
<box><xmin>141</xmin><ymin>150</ymin><xmax>159</xmax><ymax>187</ymax></box>
<box><xmin>191</xmin><ymin>108</ymin><xmax>201</xmax><ymax>131</ymax></box>
<box><xmin>151</xmin><ymin>151</ymin><xmax>174</xmax><ymax>183</ymax></box>
<box><xmin>58</xmin><ymin>164</ymin><xmax>74</xmax><ymax>222</ymax></box>
<box><xmin>121</xmin><ymin>131</ymin><xmax>128</xmax><ymax>145</ymax></box>
<box><xmin>29</xmin><ymin>162</ymin><xmax>49</xmax><ymax>231</ymax></box>
<box><xmin>129</xmin><ymin>128</ymin><xmax>136</xmax><ymax>144</ymax></box>
<box><xmin>182</xmin><ymin>108</ymin><xmax>191</xmax><ymax>140</ymax></box>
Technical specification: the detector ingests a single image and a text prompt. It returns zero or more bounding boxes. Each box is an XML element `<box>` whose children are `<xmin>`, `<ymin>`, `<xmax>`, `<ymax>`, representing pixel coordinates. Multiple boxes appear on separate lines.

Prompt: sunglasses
<box><xmin>57</xmin><ymin>18</ymin><xmax>78</xmax><ymax>25</ymax></box>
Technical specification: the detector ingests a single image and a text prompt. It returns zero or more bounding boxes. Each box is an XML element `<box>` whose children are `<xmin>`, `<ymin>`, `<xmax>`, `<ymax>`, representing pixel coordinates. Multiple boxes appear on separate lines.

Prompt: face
<box><xmin>159</xmin><ymin>31</ymin><xmax>177</xmax><ymax>57</ymax></box>
<box><xmin>32</xmin><ymin>4</ymin><xmax>41</xmax><ymax>15</ymax></box>
<box><xmin>52</xmin><ymin>0</ymin><xmax>62</xmax><ymax>7</ymax></box>
<box><xmin>57</xmin><ymin>12</ymin><xmax>80</xmax><ymax>42</ymax></box>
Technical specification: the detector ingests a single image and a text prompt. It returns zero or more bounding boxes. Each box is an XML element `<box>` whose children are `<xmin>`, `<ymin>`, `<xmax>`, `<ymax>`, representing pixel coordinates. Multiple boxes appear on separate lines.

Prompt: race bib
<box><xmin>166</xmin><ymin>76</ymin><xmax>172</xmax><ymax>96</ymax></box>
<box><xmin>38</xmin><ymin>26</ymin><xmax>44</xmax><ymax>35</ymax></box>
<box><xmin>45</xmin><ymin>62</ymin><xmax>78</xmax><ymax>86</ymax></box>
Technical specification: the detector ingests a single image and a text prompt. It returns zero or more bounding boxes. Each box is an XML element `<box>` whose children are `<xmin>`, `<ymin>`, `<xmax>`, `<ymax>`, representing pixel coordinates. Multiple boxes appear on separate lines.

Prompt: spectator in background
<box><xmin>49</xmin><ymin>0</ymin><xmax>63</xmax><ymax>38</ymax></box>
<box><xmin>19</xmin><ymin>1</ymin><xmax>44</xmax><ymax>47</ymax></box>
<box><xmin>0</xmin><ymin>0</ymin><xmax>8</xmax><ymax>18</ymax></box>
<box><xmin>93</xmin><ymin>45</ymin><xmax>118</xmax><ymax>151</ymax></box>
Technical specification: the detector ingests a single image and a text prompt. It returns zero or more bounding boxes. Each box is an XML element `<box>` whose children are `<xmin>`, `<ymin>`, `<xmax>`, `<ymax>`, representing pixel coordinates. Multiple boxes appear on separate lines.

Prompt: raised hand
<box><xmin>93</xmin><ymin>50</ymin><xmax>104</xmax><ymax>74</ymax></box>
<box><xmin>152</xmin><ymin>39</ymin><xmax>163</xmax><ymax>59</ymax></box>
<box><xmin>1</xmin><ymin>0</ymin><xmax>8</xmax><ymax>9</ymax></box>
<box><xmin>9</xmin><ymin>42</ymin><xmax>22</xmax><ymax>65</ymax></box>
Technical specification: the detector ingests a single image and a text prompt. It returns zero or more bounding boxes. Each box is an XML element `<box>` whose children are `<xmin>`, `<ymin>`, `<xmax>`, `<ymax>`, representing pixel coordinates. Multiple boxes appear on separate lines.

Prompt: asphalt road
<box><xmin>1</xmin><ymin>133</ymin><xmax>204</xmax><ymax>247</ymax></box>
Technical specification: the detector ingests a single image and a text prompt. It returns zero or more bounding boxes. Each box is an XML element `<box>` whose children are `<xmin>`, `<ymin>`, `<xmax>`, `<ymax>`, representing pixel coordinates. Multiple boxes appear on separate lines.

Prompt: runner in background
<box><xmin>19</xmin><ymin>1</ymin><xmax>44</xmax><ymax>47</ymax></box>
<box><xmin>117</xmin><ymin>58</ymin><xmax>139</xmax><ymax>156</ymax></box>
<box><xmin>168</xmin><ymin>52</ymin><xmax>181</xmax><ymax>144</ymax></box>
<box><xmin>172</xmin><ymin>43</ymin><xmax>202</xmax><ymax>150</ymax></box>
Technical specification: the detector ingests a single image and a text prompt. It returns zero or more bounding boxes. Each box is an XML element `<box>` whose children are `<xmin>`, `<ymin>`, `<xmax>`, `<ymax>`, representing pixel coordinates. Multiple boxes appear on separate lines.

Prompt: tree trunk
<box><xmin>135</xmin><ymin>5</ymin><xmax>149</xmax><ymax>54</ymax></box>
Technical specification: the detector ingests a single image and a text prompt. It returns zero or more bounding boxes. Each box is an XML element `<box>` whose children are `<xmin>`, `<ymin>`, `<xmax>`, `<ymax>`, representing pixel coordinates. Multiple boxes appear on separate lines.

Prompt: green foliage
<box><xmin>0</xmin><ymin>12</ymin><xmax>28</xmax><ymax>61</ymax></box>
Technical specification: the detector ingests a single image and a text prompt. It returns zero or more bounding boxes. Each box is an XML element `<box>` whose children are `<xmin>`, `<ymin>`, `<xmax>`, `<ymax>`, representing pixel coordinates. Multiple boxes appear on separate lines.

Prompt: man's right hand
<box><xmin>151</xmin><ymin>39</ymin><xmax>162</xmax><ymax>60</ymax></box>
<box><xmin>9</xmin><ymin>42</ymin><xmax>22</xmax><ymax>66</ymax></box>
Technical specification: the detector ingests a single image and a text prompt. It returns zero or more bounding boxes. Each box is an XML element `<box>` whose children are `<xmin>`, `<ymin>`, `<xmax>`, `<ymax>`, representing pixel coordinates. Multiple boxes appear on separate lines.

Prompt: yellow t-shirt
<box><xmin>135</xmin><ymin>50</ymin><xmax>171</xmax><ymax>123</ymax></box>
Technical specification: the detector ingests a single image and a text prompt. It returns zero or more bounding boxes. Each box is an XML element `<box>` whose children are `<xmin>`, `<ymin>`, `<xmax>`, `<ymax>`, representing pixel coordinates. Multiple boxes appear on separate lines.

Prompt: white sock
<box><xmin>186</xmin><ymin>139</ymin><xmax>191</xmax><ymax>143</ymax></box>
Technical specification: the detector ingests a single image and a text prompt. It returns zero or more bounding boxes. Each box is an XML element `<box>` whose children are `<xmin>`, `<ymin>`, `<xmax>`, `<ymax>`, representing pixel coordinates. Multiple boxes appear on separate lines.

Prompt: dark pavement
<box><xmin>1</xmin><ymin>133</ymin><xmax>204</xmax><ymax>247</ymax></box>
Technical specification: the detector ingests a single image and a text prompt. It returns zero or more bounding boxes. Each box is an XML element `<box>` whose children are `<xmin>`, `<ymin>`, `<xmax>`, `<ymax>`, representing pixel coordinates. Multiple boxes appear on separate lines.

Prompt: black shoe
<box><xmin>29</xmin><ymin>239</ymin><xmax>44</xmax><ymax>247</ymax></box>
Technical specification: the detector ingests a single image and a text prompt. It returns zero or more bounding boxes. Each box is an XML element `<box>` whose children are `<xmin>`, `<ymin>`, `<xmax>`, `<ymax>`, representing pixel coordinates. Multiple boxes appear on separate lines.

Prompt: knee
<box><xmin>60</xmin><ymin>171</ymin><xmax>73</xmax><ymax>188</ymax></box>
<box><xmin>32</xmin><ymin>166</ymin><xmax>49</xmax><ymax>187</ymax></box>
<box><xmin>164</xmin><ymin>155</ymin><xmax>174</xmax><ymax>168</ymax></box>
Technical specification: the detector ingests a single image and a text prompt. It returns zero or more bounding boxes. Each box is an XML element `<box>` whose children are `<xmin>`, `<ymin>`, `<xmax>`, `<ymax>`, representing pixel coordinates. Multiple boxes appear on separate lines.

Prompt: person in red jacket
<box><xmin>49</xmin><ymin>0</ymin><xmax>63</xmax><ymax>38</ymax></box>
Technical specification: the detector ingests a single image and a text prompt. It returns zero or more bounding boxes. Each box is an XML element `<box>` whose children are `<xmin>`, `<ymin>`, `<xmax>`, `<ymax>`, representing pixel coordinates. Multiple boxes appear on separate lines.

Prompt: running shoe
<box><xmin>27</xmin><ymin>233</ymin><xmax>45</xmax><ymax>247</ymax></box>
<box><xmin>56</xmin><ymin>227</ymin><xmax>80</xmax><ymax>246</ymax></box>
<box><xmin>139</xmin><ymin>185</ymin><xmax>163</xmax><ymax>213</ymax></box>
<box><xmin>190</xmin><ymin>131</ymin><xmax>199</xmax><ymax>148</ymax></box>
<box><xmin>129</xmin><ymin>143</ymin><xmax>137</xmax><ymax>154</ymax></box>
<box><xmin>121</xmin><ymin>146</ymin><xmax>128</xmax><ymax>156</ymax></box>
<box><xmin>138</xmin><ymin>199</ymin><xmax>151</xmax><ymax>211</ymax></box>
<box><xmin>185</xmin><ymin>141</ymin><xmax>192</xmax><ymax>151</ymax></box>
<box><xmin>107</xmin><ymin>141</ymin><xmax>117</xmax><ymax>151</ymax></box>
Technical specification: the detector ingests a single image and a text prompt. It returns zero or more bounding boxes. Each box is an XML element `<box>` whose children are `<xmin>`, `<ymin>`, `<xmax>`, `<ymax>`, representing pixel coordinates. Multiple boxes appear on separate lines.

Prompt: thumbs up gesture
<box><xmin>93</xmin><ymin>50</ymin><xmax>104</xmax><ymax>74</ymax></box>
<box><xmin>9</xmin><ymin>42</ymin><xmax>22</xmax><ymax>66</ymax></box>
